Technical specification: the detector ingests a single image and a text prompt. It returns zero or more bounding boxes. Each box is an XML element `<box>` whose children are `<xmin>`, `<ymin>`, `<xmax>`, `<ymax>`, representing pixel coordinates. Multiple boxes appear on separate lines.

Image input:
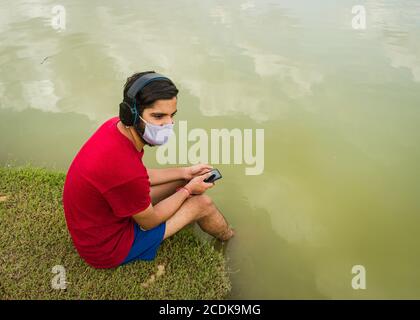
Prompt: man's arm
<box><xmin>146</xmin><ymin>164</ymin><xmax>213</xmax><ymax>186</ymax></box>
<box><xmin>146</xmin><ymin>167</ymin><xmax>186</xmax><ymax>186</ymax></box>
<box><xmin>132</xmin><ymin>187</ymin><xmax>189</xmax><ymax>230</ymax></box>
<box><xmin>132</xmin><ymin>173</ymin><xmax>214</xmax><ymax>230</ymax></box>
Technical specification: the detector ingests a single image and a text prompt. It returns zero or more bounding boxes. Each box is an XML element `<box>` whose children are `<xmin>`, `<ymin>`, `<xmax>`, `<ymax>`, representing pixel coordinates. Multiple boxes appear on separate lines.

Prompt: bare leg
<box><xmin>196</xmin><ymin>201</ymin><xmax>234</xmax><ymax>241</ymax></box>
<box><xmin>149</xmin><ymin>180</ymin><xmax>234</xmax><ymax>241</ymax></box>
<box><xmin>163</xmin><ymin>194</ymin><xmax>234</xmax><ymax>241</ymax></box>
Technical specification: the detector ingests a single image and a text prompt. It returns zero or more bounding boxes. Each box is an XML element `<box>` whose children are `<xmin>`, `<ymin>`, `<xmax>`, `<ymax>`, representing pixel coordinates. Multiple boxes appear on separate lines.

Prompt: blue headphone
<box><xmin>119</xmin><ymin>72</ymin><xmax>172</xmax><ymax>126</ymax></box>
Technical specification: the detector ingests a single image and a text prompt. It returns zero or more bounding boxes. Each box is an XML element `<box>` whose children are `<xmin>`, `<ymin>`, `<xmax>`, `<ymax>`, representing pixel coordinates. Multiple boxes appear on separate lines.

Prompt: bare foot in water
<box><xmin>217</xmin><ymin>227</ymin><xmax>235</xmax><ymax>241</ymax></box>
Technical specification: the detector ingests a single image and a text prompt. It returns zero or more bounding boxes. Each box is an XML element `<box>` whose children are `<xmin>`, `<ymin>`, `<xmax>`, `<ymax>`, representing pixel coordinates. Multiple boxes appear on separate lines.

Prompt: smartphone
<box><xmin>204</xmin><ymin>168</ymin><xmax>222</xmax><ymax>183</ymax></box>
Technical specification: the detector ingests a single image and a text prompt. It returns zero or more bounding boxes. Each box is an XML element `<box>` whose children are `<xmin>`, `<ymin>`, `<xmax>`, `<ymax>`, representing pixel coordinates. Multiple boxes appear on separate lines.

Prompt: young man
<box><xmin>62</xmin><ymin>71</ymin><xmax>234</xmax><ymax>269</ymax></box>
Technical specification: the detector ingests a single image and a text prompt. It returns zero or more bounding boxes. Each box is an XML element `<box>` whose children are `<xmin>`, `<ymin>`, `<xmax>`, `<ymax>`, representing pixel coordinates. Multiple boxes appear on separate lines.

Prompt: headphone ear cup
<box><xmin>119</xmin><ymin>102</ymin><xmax>134</xmax><ymax>126</ymax></box>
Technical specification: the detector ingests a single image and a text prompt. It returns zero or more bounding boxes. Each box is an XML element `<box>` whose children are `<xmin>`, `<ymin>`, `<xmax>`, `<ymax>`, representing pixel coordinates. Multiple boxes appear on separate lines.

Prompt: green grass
<box><xmin>0</xmin><ymin>165</ymin><xmax>231</xmax><ymax>299</ymax></box>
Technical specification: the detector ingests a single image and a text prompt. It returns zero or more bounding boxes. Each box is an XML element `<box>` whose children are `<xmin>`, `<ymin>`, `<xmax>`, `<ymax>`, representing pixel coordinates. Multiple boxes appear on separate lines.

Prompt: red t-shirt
<box><xmin>62</xmin><ymin>116</ymin><xmax>151</xmax><ymax>268</ymax></box>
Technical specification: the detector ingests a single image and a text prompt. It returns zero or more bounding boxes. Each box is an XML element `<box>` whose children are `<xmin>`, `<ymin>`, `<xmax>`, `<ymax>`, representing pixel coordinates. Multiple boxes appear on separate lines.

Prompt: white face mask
<box><xmin>139</xmin><ymin>115</ymin><xmax>174</xmax><ymax>146</ymax></box>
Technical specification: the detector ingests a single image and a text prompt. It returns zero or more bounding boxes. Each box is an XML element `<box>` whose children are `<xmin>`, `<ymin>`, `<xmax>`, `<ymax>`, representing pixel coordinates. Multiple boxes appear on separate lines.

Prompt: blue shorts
<box><xmin>121</xmin><ymin>221</ymin><xmax>166</xmax><ymax>265</ymax></box>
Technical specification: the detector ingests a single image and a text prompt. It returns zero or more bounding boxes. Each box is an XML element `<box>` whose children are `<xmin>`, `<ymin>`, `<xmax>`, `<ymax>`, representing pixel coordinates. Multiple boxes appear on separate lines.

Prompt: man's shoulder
<box><xmin>69</xmin><ymin>117</ymin><xmax>147</xmax><ymax>193</ymax></box>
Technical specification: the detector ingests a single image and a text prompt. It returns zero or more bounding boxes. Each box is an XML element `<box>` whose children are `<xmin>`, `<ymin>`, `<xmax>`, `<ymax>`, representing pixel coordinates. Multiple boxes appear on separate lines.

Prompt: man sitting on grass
<box><xmin>62</xmin><ymin>71</ymin><xmax>234</xmax><ymax>269</ymax></box>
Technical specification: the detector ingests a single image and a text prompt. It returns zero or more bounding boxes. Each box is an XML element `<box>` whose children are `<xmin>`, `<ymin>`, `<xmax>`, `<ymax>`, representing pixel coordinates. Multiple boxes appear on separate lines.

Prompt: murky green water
<box><xmin>1</xmin><ymin>0</ymin><xmax>420</xmax><ymax>299</ymax></box>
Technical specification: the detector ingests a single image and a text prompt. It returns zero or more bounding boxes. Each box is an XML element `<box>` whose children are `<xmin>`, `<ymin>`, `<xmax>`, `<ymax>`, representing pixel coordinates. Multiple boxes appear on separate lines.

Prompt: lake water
<box><xmin>1</xmin><ymin>0</ymin><xmax>420</xmax><ymax>299</ymax></box>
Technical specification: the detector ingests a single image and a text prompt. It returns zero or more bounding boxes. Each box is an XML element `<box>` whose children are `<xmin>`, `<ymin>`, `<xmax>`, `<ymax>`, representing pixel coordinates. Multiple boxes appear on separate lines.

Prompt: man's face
<box><xmin>142</xmin><ymin>96</ymin><xmax>177</xmax><ymax>126</ymax></box>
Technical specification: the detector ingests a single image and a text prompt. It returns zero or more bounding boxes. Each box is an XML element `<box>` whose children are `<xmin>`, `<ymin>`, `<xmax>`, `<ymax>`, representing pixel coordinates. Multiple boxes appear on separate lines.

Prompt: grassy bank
<box><xmin>0</xmin><ymin>165</ymin><xmax>231</xmax><ymax>299</ymax></box>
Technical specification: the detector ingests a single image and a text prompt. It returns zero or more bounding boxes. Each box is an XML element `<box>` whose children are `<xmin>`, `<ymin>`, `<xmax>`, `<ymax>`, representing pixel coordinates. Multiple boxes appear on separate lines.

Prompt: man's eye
<box><xmin>154</xmin><ymin>115</ymin><xmax>163</xmax><ymax>119</ymax></box>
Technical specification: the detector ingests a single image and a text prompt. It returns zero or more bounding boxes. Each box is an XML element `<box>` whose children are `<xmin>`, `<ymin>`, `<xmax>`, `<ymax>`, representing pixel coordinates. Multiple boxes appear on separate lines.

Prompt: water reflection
<box><xmin>367</xmin><ymin>0</ymin><xmax>420</xmax><ymax>82</ymax></box>
<box><xmin>207</xmin><ymin>175</ymin><xmax>327</xmax><ymax>299</ymax></box>
<box><xmin>1</xmin><ymin>0</ymin><xmax>420</xmax><ymax>299</ymax></box>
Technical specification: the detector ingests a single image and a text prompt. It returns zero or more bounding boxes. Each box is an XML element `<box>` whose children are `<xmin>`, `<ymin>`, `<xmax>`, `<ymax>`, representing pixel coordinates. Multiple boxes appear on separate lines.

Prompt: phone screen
<box><xmin>204</xmin><ymin>169</ymin><xmax>222</xmax><ymax>183</ymax></box>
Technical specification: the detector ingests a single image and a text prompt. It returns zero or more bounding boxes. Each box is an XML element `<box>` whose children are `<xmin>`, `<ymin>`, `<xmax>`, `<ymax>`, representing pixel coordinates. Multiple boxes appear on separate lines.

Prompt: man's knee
<box><xmin>197</xmin><ymin>194</ymin><xmax>213</xmax><ymax>207</ymax></box>
<box><xmin>190</xmin><ymin>194</ymin><xmax>214</xmax><ymax>219</ymax></box>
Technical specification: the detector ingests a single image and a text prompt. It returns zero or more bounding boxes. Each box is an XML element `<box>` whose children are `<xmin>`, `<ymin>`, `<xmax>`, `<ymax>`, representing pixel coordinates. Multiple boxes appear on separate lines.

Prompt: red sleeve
<box><xmin>102</xmin><ymin>175</ymin><xmax>151</xmax><ymax>217</ymax></box>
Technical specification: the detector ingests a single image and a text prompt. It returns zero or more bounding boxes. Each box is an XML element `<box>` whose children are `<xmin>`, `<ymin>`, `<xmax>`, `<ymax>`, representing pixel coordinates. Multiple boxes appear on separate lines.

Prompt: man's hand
<box><xmin>184</xmin><ymin>172</ymin><xmax>215</xmax><ymax>195</ymax></box>
<box><xmin>183</xmin><ymin>163</ymin><xmax>213</xmax><ymax>181</ymax></box>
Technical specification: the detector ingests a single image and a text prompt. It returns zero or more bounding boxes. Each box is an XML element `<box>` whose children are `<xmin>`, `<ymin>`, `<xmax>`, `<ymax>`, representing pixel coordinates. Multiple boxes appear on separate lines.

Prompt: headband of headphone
<box><xmin>119</xmin><ymin>72</ymin><xmax>172</xmax><ymax>126</ymax></box>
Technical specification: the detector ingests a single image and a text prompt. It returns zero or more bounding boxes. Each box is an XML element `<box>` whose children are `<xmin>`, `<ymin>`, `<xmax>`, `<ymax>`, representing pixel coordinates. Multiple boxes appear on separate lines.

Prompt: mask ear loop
<box><xmin>130</xmin><ymin>100</ymin><xmax>150</xmax><ymax>146</ymax></box>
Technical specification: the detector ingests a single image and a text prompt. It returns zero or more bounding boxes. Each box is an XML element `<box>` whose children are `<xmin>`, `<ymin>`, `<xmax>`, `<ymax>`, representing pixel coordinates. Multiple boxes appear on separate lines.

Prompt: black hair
<box><xmin>123</xmin><ymin>70</ymin><xmax>179</xmax><ymax>116</ymax></box>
